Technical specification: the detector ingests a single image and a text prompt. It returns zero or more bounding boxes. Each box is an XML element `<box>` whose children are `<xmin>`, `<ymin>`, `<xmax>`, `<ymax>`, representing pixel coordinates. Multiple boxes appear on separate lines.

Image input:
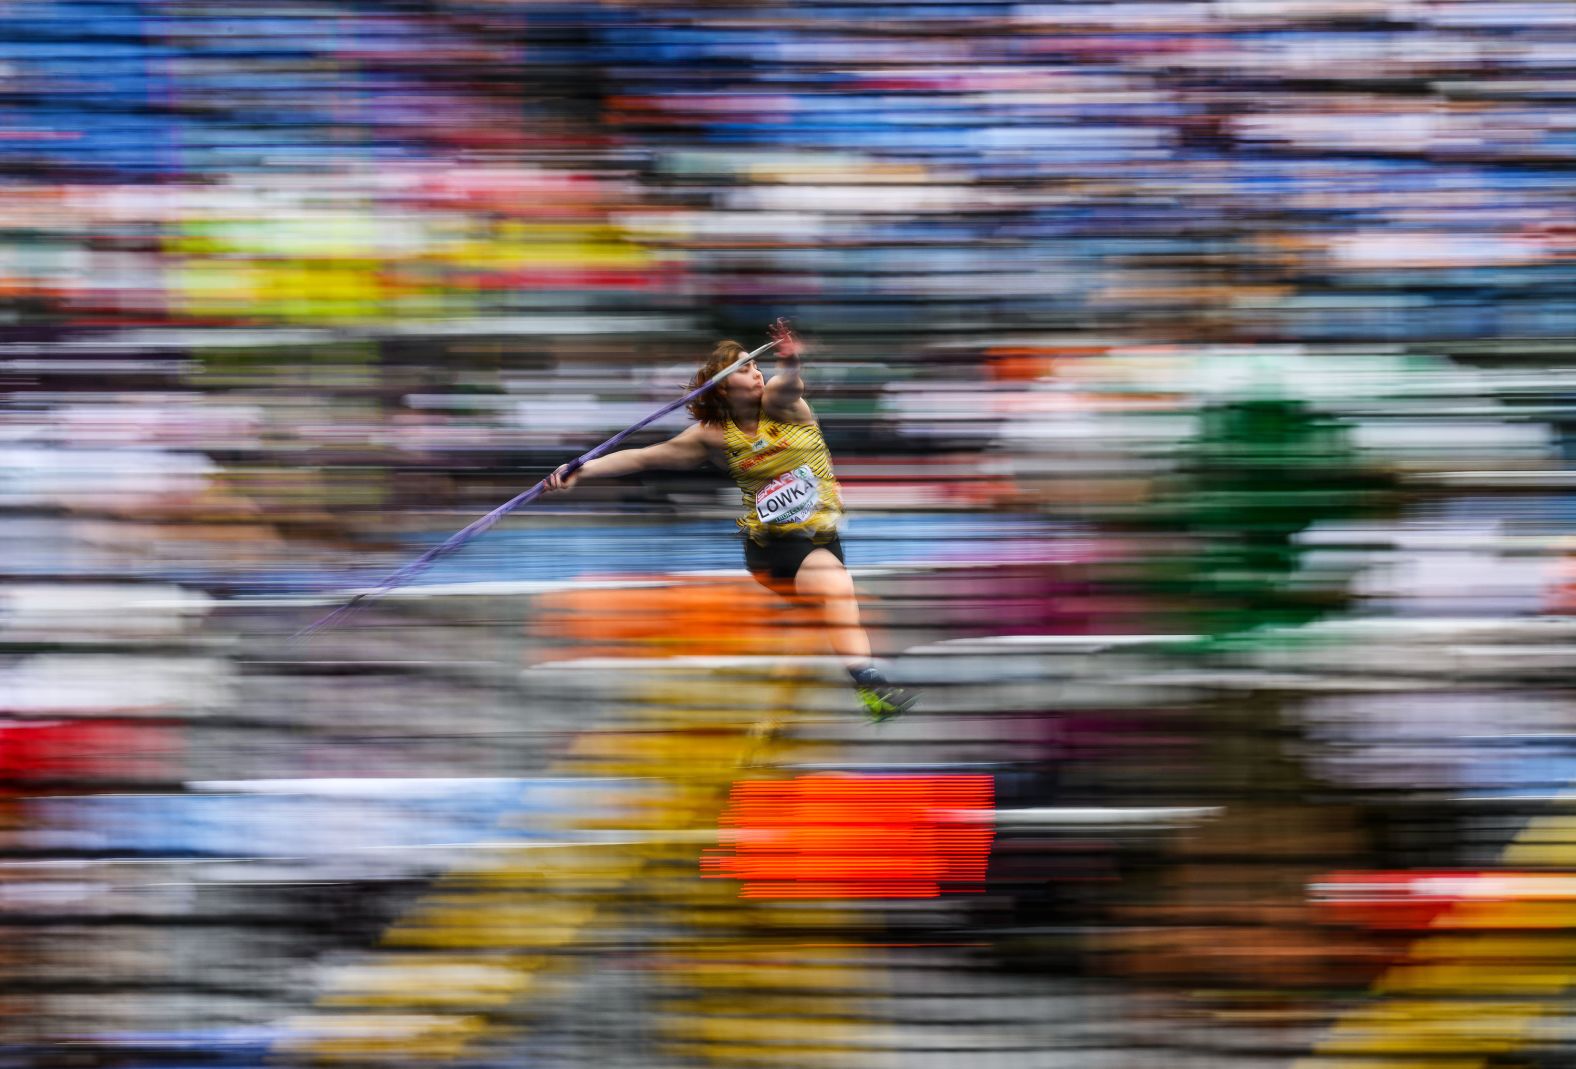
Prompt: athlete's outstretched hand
<box><xmin>544</xmin><ymin>462</ymin><xmax>580</xmax><ymax>493</ymax></box>
<box><xmin>768</xmin><ymin>317</ymin><xmax>803</xmax><ymax>358</ymax></box>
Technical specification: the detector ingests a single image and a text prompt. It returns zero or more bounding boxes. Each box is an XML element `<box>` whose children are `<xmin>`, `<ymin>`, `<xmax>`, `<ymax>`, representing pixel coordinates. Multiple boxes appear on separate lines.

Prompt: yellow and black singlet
<box><xmin>722</xmin><ymin>409</ymin><xmax>844</xmax><ymax>545</ymax></box>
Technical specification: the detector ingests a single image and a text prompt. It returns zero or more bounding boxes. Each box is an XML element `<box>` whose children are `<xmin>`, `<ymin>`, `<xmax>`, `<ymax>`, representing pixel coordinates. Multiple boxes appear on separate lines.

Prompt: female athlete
<box><xmin>545</xmin><ymin>319</ymin><xmax>916</xmax><ymax>720</ymax></box>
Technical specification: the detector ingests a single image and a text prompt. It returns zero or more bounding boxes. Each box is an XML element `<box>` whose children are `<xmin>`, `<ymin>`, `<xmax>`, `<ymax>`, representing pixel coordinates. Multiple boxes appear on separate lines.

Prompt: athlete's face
<box><xmin>722</xmin><ymin>360</ymin><xmax>764</xmax><ymax>404</ymax></box>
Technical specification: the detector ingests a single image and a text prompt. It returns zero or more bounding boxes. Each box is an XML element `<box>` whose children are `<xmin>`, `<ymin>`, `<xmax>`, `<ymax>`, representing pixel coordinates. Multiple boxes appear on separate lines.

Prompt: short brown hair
<box><xmin>686</xmin><ymin>339</ymin><xmax>746</xmax><ymax>427</ymax></box>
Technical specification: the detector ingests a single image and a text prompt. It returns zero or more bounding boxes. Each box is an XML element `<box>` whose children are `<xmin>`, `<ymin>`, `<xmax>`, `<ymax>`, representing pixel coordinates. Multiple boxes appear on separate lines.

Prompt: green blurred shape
<box><xmin>1156</xmin><ymin>397</ymin><xmax>1394</xmax><ymax>639</ymax></box>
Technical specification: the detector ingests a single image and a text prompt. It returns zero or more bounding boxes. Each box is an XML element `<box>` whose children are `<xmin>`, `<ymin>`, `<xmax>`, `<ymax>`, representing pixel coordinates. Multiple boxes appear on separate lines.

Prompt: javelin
<box><xmin>293</xmin><ymin>336</ymin><xmax>781</xmax><ymax>640</ymax></box>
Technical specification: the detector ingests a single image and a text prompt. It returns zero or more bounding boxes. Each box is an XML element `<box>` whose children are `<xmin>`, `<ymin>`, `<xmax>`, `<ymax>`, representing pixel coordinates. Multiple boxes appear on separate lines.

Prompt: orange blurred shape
<box><xmin>702</xmin><ymin>773</ymin><xmax>994</xmax><ymax>899</ymax></box>
<box><xmin>535</xmin><ymin>576</ymin><xmax>825</xmax><ymax>659</ymax></box>
<box><xmin>984</xmin><ymin>344</ymin><xmax>1107</xmax><ymax>382</ymax></box>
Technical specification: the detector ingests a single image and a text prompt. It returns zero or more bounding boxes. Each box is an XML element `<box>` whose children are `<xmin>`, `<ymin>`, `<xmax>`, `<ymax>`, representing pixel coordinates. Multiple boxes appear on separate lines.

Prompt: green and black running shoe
<box><xmin>855</xmin><ymin>683</ymin><xmax>918</xmax><ymax>723</ymax></box>
<box><xmin>849</xmin><ymin>664</ymin><xmax>918</xmax><ymax>722</ymax></box>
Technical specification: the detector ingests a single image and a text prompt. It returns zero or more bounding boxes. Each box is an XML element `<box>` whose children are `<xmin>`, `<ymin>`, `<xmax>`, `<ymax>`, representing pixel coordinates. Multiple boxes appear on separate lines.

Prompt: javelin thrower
<box><xmin>298</xmin><ymin>320</ymin><xmax>914</xmax><ymax>719</ymax></box>
<box><xmin>546</xmin><ymin>318</ymin><xmax>917</xmax><ymax>721</ymax></box>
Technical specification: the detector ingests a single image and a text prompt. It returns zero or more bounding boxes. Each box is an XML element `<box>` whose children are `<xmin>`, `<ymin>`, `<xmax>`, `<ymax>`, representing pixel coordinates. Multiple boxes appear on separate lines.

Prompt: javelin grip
<box><xmin>293</xmin><ymin>336</ymin><xmax>781</xmax><ymax>639</ymax></box>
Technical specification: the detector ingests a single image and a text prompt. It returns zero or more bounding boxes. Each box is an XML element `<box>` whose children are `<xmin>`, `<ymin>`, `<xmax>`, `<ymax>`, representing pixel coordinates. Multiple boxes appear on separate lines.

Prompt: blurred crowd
<box><xmin>4</xmin><ymin>0</ymin><xmax>1576</xmax><ymax>1066</ymax></box>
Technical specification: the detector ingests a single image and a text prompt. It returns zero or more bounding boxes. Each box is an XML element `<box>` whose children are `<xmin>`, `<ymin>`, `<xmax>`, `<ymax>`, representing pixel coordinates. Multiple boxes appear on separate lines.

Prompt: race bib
<box><xmin>754</xmin><ymin>465</ymin><xmax>821</xmax><ymax>526</ymax></box>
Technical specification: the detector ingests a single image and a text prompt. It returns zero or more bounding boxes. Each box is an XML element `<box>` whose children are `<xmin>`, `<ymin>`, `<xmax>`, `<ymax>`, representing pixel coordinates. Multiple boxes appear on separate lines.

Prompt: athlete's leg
<box><xmin>794</xmin><ymin>549</ymin><xmax>916</xmax><ymax>720</ymax></box>
<box><xmin>793</xmin><ymin>547</ymin><xmax>871</xmax><ymax>667</ymax></box>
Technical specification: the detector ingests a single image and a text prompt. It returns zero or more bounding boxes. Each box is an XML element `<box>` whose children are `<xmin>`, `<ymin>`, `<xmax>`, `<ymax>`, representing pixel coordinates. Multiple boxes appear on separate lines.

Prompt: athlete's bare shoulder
<box><xmin>681</xmin><ymin>420</ymin><xmax>729</xmax><ymax>466</ymax></box>
<box><xmin>684</xmin><ymin>421</ymin><xmax>726</xmax><ymax>447</ymax></box>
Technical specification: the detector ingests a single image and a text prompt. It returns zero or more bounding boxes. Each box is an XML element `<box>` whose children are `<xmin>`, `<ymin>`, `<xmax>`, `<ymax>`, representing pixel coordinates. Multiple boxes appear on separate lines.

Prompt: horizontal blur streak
<box><xmin>4</xmin><ymin>0</ymin><xmax>1576</xmax><ymax>1065</ymax></box>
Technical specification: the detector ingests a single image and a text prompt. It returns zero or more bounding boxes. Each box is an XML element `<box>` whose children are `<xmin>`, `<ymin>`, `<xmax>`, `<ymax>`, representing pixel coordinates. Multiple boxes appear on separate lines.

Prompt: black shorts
<box><xmin>743</xmin><ymin>533</ymin><xmax>845</xmax><ymax>585</ymax></box>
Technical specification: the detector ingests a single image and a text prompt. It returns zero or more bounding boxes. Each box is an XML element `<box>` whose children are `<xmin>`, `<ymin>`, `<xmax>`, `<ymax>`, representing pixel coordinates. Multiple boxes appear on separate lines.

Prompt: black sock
<box><xmin>849</xmin><ymin>664</ymin><xmax>886</xmax><ymax>688</ymax></box>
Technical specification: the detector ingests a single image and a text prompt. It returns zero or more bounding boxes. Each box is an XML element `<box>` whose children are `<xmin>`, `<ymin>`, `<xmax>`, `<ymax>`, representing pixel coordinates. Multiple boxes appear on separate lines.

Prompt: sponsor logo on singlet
<box><xmin>754</xmin><ymin>465</ymin><xmax>820</xmax><ymax>526</ymax></box>
<box><xmin>738</xmin><ymin>441</ymin><xmax>786</xmax><ymax>471</ymax></box>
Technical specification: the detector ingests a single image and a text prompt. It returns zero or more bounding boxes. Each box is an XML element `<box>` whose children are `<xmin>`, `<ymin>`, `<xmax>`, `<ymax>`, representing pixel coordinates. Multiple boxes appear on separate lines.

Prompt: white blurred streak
<box><xmin>1350</xmin><ymin>420</ymin><xmax>1554</xmax><ymax>453</ymax></box>
<box><xmin>1425</xmin><ymin>2</ymin><xmax>1576</xmax><ymax>27</ymax></box>
<box><xmin>1213</xmin><ymin>1</ymin><xmax>1425</xmax><ymax>19</ymax></box>
<box><xmin>0</xmin><ymin>446</ymin><xmax>218</xmax><ymax>510</ymax></box>
<box><xmin>0</xmin><ymin>655</ymin><xmax>234</xmax><ymax>715</ymax></box>
<box><xmin>0</xmin><ymin>583</ymin><xmax>213</xmax><ymax>640</ymax></box>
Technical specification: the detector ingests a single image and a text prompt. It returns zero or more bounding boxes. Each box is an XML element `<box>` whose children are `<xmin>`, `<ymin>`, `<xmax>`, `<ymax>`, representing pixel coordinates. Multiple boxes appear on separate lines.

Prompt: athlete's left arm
<box><xmin>762</xmin><ymin>317</ymin><xmax>815</xmax><ymax>423</ymax></box>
